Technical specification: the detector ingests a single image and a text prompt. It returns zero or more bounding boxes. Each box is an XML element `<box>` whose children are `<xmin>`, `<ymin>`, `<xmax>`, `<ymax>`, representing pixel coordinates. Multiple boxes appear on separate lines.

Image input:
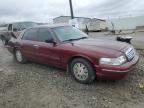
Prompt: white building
<box><xmin>107</xmin><ymin>16</ymin><xmax>144</xmax><ymax>31</ymax></box>
<box><xmin>53</xmin><ymin>16</ymin><xmax>106</xmax><ymax>31</ymax></box>
<box><xmin>87</xmin><ymin>18</ymin><xmax>106</xmax><ymax>31</ymax></box>
<box><xmin>53</xmin><ymin>16</ymin><xmax>90</xmax><ymax>24</ymax></box>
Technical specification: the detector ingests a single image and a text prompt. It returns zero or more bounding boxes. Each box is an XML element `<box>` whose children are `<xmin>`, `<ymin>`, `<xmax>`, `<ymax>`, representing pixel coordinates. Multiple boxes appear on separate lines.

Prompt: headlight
<box><xmin>100</xmin><ymin>56</ymin><xmax>127</xmax><ymax>65</ymax></box>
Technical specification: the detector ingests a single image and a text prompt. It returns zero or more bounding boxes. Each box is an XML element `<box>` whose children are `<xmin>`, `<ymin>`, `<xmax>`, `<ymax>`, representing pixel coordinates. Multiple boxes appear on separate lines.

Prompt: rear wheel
<box><xmin>1</xmin><ymin>37</ymin><xmax>7</xmax><ymax>45</ymax></box>
<box><xmin>14</xmin><ymin>49</ymin><xmax>27</xmax><ymax>63</ymax></box>
<box><xmin>70</xmin><ymin>58</ymin><xmax>96</xmax><ymax>84</ymax></box>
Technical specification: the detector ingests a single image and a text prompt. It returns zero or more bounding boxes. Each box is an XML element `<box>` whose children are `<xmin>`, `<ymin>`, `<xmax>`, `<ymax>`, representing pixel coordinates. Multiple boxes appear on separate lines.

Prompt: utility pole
<box><xmin>69</xmin><ymin>0</ymin><xmax>74</xmax><ymax>19</ymax></box>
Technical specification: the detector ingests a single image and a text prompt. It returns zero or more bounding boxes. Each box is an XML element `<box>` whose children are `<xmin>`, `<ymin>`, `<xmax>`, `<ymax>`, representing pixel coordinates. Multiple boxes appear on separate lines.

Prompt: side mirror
<box><xmin>45</xmin><ymin>39</ymin><xmax>56</xmax><ymax>43</ymax></box>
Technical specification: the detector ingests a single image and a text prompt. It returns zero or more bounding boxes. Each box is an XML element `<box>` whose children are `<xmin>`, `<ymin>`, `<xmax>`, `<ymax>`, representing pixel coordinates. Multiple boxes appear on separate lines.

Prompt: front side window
<box><xmin>22</xmin><ymin>28</ymin><xmax>38</xmax><ymax>41</ymax></box>
<box><xmin>37</xmin><ymin>28</ymin><xmax>53</xmax><ymax>42</ymax></box>
<box><xmin>52</xmin><ymin>26</ymin><xmax>88</xmax><ymax>42</ymax></box>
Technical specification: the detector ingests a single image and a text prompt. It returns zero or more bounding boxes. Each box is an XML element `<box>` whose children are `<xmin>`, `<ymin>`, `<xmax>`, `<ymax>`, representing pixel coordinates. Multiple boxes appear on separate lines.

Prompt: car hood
<box><xmin>71</xmin><ymin>38</ymin><xmax>129</xmax><ymax>56</ymax></box>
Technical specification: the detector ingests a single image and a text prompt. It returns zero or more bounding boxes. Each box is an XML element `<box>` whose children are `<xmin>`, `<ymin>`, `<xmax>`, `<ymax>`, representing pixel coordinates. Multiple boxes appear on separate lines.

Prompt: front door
<box><xmin>36</xmin><ymin>28</ymin><xmax>61</xmax><ymax>66</ymax></box>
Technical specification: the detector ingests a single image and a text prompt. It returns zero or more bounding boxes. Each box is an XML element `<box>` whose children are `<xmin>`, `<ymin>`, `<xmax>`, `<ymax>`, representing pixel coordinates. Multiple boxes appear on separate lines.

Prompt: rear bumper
<box><xmin>95</xmin><ymin>54</ymin><xmax>139</xmax><ymax>80</ymax></box>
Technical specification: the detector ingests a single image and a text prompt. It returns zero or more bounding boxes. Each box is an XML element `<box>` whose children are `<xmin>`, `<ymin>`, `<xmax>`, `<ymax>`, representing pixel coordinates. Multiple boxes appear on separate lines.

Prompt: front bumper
<box><xmin>95</xmin><ymin>53</ymin><xmax>139</xmax><ymax>80</ymax></box>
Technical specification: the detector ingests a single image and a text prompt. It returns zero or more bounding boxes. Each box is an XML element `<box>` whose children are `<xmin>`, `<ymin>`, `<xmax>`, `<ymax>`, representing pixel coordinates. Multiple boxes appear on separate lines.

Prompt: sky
<box><xmin>0</xmin><ymin>0</ymin><xmax>144</xmax><ymax>23</ymax></box>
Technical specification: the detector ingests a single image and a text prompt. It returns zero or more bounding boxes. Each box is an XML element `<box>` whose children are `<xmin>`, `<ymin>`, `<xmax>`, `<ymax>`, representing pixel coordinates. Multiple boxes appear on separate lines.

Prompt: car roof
<box><xmin>34</xmin><ymin>23</ymin><xmax>71</xmax><ymax>29</ymax></box>
<box><xmin>4</xmin><ymin>21</ymin><xmax>36</xmax><ymax>25</ymax></box>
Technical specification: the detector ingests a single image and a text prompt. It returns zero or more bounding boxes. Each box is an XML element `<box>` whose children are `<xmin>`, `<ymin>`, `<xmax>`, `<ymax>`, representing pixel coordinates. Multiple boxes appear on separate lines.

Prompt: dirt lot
<box><xmin>0</xmin><ymin>40</ymin><xmax>144</xmax><ymax>108</ymax></box>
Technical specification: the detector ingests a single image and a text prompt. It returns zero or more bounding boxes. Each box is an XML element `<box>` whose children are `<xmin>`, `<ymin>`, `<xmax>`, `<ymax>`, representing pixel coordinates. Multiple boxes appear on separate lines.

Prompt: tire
<box><xmin>1</xmin><ymin>37</ymin><xmax>7</xmax><ymax>45</ymax></box>
<box><xmin>70</xmin><ymin>58</ymin><xmax>96</xmax><ymax>84</ymax></box>
<box><xmin>14</xmin><ymin>49</ymin><xmax>27</xmax><ymax>63</ymax></box>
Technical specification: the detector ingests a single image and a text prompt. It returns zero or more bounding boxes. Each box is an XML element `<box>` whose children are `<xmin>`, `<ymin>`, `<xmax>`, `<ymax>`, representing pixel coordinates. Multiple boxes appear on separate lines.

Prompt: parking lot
<box><xmin>0</xmin><ymin>33</ymin><xmax>144</xmax><ymax>108</ymax></box>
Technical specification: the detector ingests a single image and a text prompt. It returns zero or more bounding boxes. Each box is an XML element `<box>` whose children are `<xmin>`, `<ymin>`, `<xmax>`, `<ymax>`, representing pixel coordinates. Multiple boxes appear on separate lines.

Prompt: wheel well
<box><xmin>68</xmin><ymin>56</ymin><xmax>94</xmax><ymax>68</ymax></box>
<box><xmin>13</xmin><ymin>47</ymin><xmax>18</xmax><ymax>53</ymax></box>
<box><xmin>13</xmin><ymin>47</ymin><xmax>19</xmax><ymax>55</ymax></box>
<box><xmin>68</xmin><ymin>56</ymin><xmax>96</xmax><ymax>76</ymax></box>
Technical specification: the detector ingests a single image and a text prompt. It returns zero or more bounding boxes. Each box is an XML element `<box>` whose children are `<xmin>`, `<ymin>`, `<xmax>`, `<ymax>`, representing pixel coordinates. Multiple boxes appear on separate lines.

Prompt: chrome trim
<box><xmin>125</xmin><ymin>47</ymin><xmax>136</xmax><ymax>61</ymax></box>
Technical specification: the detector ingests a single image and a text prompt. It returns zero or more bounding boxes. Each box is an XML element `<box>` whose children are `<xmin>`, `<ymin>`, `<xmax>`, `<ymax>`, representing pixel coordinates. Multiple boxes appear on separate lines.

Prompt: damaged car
<box><xmin>0</xmin><ymin>22</ymin><xmax>38</xmax><ymax>45</ymax></box>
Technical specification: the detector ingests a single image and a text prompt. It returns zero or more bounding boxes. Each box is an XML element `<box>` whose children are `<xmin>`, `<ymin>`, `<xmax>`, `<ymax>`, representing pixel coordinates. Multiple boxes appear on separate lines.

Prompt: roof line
<box><xmin>53</xmin><ymin>16</ymin><xmax>91</xmax><ymax>20</ymax></box>
<box><xmin>53</xmin><ymin>16</ymin><xmax>106</xmax><ymax>21</ymax></box>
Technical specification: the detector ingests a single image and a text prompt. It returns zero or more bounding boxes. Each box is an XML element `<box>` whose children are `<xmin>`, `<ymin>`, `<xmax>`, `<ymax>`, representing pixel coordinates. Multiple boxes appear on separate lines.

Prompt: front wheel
<box><xmin>14</xmin><ymin>49</ymin><xmax>27</xmax><ymax>63</ymax></box>
<box><xmin>70</xmin><ymin>58</ymin><xmax>96</xmax><ymax>84</ymax></box>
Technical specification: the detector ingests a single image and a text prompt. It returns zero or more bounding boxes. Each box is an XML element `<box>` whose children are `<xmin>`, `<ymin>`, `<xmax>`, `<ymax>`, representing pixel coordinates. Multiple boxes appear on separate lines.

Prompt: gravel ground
<box><xmin>0</xmin><ymin>41</ymin><xmax>144</xmax><ymax>108</ymax></box>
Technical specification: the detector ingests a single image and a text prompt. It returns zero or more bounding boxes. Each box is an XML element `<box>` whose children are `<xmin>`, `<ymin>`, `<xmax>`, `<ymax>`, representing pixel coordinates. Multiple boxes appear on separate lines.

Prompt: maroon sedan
<box><xmin>7</xmin><ymin>24</ymin><xmax>139</xmax><ymax>84</ymax></box>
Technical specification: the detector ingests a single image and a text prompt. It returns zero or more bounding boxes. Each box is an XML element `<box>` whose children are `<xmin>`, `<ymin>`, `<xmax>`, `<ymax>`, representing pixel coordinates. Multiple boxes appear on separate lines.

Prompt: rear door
<box><xmin>20</xmin><ymin>28</ymin><xmax>39</xmax><ymax>61</ymax></box>
<box><xmin>36</xmin><ymin>28</ymin><xmax>61</xmax><ymax>66</ymax></box>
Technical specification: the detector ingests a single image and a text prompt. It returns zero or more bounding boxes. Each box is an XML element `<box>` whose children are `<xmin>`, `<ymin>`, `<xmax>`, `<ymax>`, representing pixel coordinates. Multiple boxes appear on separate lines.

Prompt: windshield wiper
<box><xmin>62</xmin><ymin>37</ymin><xmax>88</xmax><ymax>42</ymax></box>
<box><xmin>77</xmin><ymin>37</ymin><xmax>88</xmax><ymax>40</ymax></box>
<box><xmin>62</xmin><ymin>38</ymin><xmax>79</xmax><ymax>42</ymax></box>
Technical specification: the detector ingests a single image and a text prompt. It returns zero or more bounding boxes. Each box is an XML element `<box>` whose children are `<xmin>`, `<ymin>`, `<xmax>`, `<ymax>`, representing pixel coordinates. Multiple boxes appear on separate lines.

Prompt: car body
<box><xmin>0</xmin><ymin>22</ymin><xmax>38</xmax><ymax>45</ymax></box>
<box><xmin>6</xmin><ymin>24</ymin><xmax>139</xmax><ymax>84</ymax></box>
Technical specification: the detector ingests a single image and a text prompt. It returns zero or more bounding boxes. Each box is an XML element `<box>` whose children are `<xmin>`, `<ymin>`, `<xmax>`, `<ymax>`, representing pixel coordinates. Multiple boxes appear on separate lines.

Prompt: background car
<box><xmin>0</xmin><ymin>22</ymin><xmax>38</xmax><ymax>45</ymax></box>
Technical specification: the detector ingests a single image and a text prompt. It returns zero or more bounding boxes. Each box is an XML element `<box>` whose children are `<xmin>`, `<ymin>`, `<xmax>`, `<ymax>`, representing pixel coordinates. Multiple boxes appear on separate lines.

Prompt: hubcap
<box><xmin>73</xmin><ymin>63</ymin><xmax>88</xmax><ymax>81</ymax></box>
<box><xmin>16</xmin><ymin>50</ymin><xmax>23</xmax><ymax>62</ymax></box>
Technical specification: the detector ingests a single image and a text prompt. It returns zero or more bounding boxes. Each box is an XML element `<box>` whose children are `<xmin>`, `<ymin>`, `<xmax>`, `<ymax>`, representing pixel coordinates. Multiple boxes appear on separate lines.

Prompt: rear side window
<box><xmin>37</xmin><ymin>28</ymin><xmax>53</xmax><ymax>42</ymax></box>
<box><xmin>22</xmin><ymin>28</ymin><xmax>38</xmax><ymax>41</ymax></box>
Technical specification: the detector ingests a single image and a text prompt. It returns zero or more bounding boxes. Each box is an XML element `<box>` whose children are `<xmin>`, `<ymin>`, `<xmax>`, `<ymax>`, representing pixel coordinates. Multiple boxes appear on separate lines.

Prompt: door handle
<box><xmin>33</xmin><ymin>45</ymin><xmax>39</xmax><ymax>47</ymax></box>
<box><xmin>33</xmin><ymin>45</ymin><xmax>39</xmax><ymax>48</ymax></box>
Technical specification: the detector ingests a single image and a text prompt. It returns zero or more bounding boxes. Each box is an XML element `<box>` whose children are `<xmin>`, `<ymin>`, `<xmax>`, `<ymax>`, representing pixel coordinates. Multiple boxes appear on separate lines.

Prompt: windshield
<box><xmin>52</xmin><ymin>26</ymin><xmax>88</xmax><ymax>42</ymax></box>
